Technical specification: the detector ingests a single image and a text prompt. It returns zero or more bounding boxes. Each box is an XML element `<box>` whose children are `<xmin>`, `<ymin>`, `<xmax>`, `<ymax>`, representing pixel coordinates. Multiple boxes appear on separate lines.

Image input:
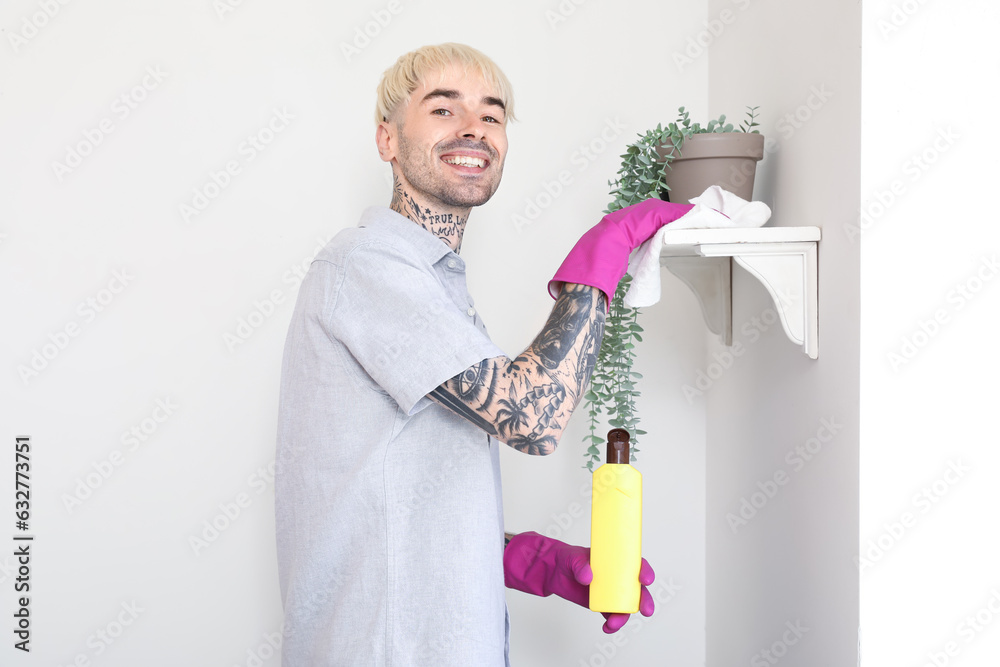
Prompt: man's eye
<box><xmin>432</xmin><ymin>108</ymin><xmax>452</xmax><ymax>116</ymax></box>
<box><xmin>483</xmin><ymin>115</ymin><xmax>501</xmax><ymax>124</ymax></box>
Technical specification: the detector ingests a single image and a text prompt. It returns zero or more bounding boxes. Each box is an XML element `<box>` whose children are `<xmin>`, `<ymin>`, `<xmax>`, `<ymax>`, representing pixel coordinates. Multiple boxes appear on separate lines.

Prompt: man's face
<box><xmin>378</xmin><ymin>63</ymin><xmax>508</xmax><ymax>210</ymax></box>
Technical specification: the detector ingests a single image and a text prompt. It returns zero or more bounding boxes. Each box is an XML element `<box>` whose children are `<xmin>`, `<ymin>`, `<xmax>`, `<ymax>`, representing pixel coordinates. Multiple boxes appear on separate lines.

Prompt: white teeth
<box><xmin>443</xmin><ymin>155</ymin><xmax>486</xmax><ymax>168</ymax></box>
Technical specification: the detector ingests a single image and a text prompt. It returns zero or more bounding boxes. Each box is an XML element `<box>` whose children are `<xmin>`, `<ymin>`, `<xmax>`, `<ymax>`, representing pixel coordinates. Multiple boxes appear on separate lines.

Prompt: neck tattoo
<box><xmin>390</xmin><ymin>173</ymin><xmax>469</xmax><ymax>254</ymax></box>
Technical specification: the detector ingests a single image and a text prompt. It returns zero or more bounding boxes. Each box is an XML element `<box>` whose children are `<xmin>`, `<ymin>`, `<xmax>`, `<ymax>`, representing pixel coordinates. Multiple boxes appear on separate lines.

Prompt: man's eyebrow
<box><xmin>420</xmin><ymin>88</ymin><xmax>461</xmax><ymax>104</ymax></box>
<box><xmin>420</xmin><ymin>88</ymin><xmax>506</xmax><ymax>113</ymax></box>
<box><xmin>482</xmin><ymin>96</ymin><xmax>506</xmax><ymax>113</ymax></box>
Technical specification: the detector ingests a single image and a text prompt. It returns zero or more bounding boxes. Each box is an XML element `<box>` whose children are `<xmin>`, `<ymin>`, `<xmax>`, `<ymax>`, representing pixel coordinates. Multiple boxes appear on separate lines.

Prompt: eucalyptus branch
<box><xmin>582</xmin><ymin>125</ymin><xmax>668</xmax><ymax>470</ymax></box>
<box><xmin>582</xmin><ymin>105</ymin><xmax>760</xmax><ymax>470</ymax></box>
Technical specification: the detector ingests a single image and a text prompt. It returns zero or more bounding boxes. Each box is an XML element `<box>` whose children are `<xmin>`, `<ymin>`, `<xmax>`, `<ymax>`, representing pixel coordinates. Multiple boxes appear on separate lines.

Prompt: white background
<box><xmin>1</xmin><ymin>0</ymin><xmax>997</xmax><ymax>665</ymax></box>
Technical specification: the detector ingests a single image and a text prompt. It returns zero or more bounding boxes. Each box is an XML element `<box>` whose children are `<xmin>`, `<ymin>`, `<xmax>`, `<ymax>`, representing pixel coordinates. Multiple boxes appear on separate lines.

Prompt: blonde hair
<box><xmin>375</xmin><ymin>43</ymin><xmax>516</xmax><ymax>126</ymax></box>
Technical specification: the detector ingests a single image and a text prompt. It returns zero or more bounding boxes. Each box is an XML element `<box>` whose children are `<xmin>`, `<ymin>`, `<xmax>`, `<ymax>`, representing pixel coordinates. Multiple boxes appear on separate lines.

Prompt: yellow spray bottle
<box><xmin>589</xmin><ymin>428</ymin><xmax>642</xmax><ymax>614</ymax></box>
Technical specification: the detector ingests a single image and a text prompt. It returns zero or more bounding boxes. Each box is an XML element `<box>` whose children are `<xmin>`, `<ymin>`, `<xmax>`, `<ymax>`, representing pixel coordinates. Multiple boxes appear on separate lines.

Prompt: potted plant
<box><xmin>582</xmin><ymin>107</ymin><xmax>762</xmax><ymax>471</ymax></box>
<box><xmin>659</xmin><ymin>106</ymin><xmax>763</xmax><ymax>203</ymax></box>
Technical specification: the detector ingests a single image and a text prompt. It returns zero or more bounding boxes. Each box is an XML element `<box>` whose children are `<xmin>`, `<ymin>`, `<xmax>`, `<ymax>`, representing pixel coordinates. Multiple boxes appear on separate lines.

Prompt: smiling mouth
<box><xmin>442</xmin><ymin>155</ymin><xmax>488</xmax><ymax>169</ymax></box>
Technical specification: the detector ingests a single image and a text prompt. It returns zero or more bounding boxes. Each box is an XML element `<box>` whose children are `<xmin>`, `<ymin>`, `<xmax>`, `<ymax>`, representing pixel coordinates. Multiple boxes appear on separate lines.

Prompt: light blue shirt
<box><xmin>275</xmin><ymin>207</ymin><xmax>510</xmax><ymax>666</ymax></box>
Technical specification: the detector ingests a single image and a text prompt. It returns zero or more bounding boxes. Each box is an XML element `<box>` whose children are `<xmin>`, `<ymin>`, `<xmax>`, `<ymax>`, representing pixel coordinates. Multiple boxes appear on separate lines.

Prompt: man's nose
<box><xmin>457</xmin><ymin>112</ymin><xmax>488</xmax><ymax>140</ymax></box>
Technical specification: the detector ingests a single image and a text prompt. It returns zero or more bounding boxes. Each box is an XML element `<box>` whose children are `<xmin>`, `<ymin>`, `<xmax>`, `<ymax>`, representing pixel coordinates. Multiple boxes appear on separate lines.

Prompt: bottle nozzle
<box><xmin>606</xmin><ymin>429</ymin><xmax>630</xmax><ymax>464</ymax></box>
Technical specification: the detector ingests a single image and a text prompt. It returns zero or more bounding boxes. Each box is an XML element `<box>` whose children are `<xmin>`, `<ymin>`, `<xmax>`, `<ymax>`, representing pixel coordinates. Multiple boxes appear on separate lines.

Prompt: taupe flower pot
<box><xmin>657</xmin><ymin>133</ymin><xmax>765</xmax><ymax>204</ymax></box>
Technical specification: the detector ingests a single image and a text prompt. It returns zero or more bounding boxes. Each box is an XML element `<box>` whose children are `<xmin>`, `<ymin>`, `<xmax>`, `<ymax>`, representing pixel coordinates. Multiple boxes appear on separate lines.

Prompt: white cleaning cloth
<box><xmin>623</xmin><ymin>185</ymin><xmax>772</xmax><ymax>308</ymax></box>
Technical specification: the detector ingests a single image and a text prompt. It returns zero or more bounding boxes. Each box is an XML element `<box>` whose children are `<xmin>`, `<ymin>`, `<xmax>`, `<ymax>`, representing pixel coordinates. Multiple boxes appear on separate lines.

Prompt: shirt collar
<box><xmin>358</xmin><ymin>206</ymin><xmax>458</xmax><ymax>267</ymax></box>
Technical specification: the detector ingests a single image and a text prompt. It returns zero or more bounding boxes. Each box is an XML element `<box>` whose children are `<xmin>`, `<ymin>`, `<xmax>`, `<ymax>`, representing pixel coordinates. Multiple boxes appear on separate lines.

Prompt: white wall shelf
<box><xmin>658</xmin><ymin>226</ymin><xmax>821</xmax><ymax>359</ymax></box>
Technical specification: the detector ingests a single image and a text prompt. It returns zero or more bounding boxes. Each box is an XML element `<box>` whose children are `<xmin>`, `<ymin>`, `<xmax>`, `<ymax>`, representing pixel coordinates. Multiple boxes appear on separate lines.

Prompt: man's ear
<box><xmin>375</xmin><ymin>121</ymin><xmax>396</xmax><ymax>163</ymax></box>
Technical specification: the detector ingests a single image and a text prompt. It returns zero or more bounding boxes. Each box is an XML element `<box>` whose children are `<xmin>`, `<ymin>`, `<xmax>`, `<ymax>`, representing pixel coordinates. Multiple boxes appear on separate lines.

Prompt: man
<box><xmin>276</xmin><ymin>43</ymin><xmax>690</xmax><ymax>665</ymax></box>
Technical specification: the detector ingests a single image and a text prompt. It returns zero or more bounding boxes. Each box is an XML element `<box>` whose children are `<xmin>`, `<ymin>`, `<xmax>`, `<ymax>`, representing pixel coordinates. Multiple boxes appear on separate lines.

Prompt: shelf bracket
<box><xmin>662</xmin><ymin>256</ymin><xmax>732</xmax><ymax>346</ymax></box>
<box><xmin>658</xmin><ymin>227</ymin><xmax>820</xmax><ymax>359</ymax></box>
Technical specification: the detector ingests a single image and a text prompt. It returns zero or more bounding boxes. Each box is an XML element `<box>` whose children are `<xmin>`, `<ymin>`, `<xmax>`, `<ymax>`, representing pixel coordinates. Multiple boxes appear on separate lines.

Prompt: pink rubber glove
<box><xmin>503</xmin><ymin>531</ymin><xmax>656</xmax><ymax>633</ymax></box>
<box><xmin>548</xmin><ymin>198</ymin><xmax>695</xmax><ymax>310</ymax></box>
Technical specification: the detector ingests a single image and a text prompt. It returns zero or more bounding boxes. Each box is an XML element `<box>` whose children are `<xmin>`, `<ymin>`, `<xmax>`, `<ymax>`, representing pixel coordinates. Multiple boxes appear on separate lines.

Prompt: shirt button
<box><xmin>447</xmin><ymin>259</ymin><xmax>458</xmax><ymax>269</ymax></box>
<box><xmin>467</xmin><ymin>307</ymin><xmax>476</xmax><ymax>317</ymax></box>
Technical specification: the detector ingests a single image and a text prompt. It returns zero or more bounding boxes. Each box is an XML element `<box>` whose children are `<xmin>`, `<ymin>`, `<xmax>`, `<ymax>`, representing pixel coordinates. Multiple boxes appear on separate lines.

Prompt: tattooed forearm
<box><xmin>429</xmin><ymin>358</ymin><xmax>501</xmax><ymax>434</ymax></box>
<box><xmin>429</xmin><ymin>384</ymin><xmax>500</xmax><ymax>436</ymax></box>
<box><xmin>577</xmin><ymin>316</ymin><xmax>603</xmax><ymax>388</ymax></box>
<box><xmin>535</xmin><ymin>284</ymin><xmax>596</xmax><ymax>369</ymax></box>
<box><xmin>429</xmin><ymin>284</ymin><xmax>606</xmax><ymax>456</ymax></box>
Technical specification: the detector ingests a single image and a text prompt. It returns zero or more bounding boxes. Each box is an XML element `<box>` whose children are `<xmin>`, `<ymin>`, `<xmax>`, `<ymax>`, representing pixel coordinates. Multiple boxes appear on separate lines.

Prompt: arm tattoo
<box><xmin>429</xmin><ymin>359</ymin><xmax>501</xmax><ymax>436</ymax></box>
<box><xmin>430</xmin><ymin>284</ymin><xmax>606</xmax><ymax>456</ymax></box>
<box><xmin>535</xmin><ymin>283</ymin><xmax>594</xmax><ymax>368</ymax></box>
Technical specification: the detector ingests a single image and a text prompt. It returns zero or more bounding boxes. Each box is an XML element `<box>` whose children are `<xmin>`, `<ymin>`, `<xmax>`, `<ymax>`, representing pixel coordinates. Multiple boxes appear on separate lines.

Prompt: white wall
<box><xmin>860</xmin><ymin>1</ymin><xmax>1000</xmax><ymax>665</ymax></box>
<box><xmin>705</xmin><ymin>0</ymin><xmax>861</xmax><ymax>665</ymax></box>
<box><xmin>0</xmin><ymin>1</ymin><xmax>712</xmax><ymax>666</ymax></box>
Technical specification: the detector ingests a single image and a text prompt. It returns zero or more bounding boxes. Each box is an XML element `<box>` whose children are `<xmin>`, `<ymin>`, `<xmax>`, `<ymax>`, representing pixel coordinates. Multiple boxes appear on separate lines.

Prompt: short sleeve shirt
<box><xmin>275</xmin><ymin>207</ymin><xmax>510</xmax><ymax>666</ymax></box>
